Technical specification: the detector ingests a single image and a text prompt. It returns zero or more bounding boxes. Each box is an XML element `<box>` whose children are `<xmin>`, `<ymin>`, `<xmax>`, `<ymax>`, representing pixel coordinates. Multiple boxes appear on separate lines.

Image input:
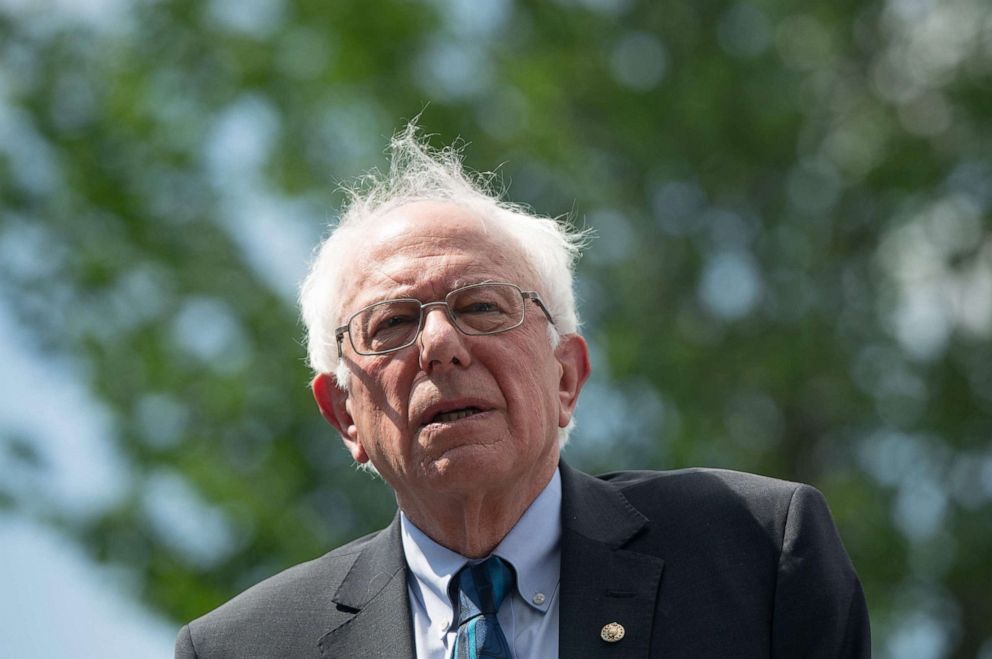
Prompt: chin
<box><xmin>421</xmin><ymin>445</ymin><xmax>511</xmax><ymax>486</ymax></box>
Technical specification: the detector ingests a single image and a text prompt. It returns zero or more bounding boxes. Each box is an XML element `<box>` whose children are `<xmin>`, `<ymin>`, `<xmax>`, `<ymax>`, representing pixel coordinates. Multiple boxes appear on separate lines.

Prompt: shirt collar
<box><xmin>493</xmin><ymin>468</ymin><xmax>561</xmax><ymax>613</ymax></box>
<box><xmin>400</xmin><ymin>467</ymin><xmax>562</xmax><ymax>615</ymax></box>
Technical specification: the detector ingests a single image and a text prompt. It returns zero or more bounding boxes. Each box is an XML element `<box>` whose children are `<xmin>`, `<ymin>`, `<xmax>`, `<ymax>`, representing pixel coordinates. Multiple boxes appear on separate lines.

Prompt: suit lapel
<box><xmin>319</xmin><ymin>517</ymin><xmax>415</xmax><ymax>658</ymax></box>
<box><xmin>316</xmin><ymin>465</ymin><xmax>665</xmax><ymax>658</ymax></box>
<box><xmin>558</xmin><ymin>463</ymin><xmax>665</xmax><ymax>658</ymax></box>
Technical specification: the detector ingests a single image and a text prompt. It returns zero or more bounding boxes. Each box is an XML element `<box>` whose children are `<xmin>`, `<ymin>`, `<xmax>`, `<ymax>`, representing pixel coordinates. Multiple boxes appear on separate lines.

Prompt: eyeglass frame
<box><xmin>334</xmin><ymin>282</ymin><xmax>556</xmax><ymax>357</ymax></box>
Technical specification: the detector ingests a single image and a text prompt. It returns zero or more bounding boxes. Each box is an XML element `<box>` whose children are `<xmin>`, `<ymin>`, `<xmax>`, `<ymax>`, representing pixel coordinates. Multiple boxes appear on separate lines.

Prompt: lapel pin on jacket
<box><xmin>600</xmin><ymin>622</ymin><xmax>625</xmax><ymax>643</ymax></box>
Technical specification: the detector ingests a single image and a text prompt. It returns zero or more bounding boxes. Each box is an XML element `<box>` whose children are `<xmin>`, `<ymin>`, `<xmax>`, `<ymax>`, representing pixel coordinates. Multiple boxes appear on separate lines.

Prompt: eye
<box><xmin>371</xmin><ymin>313</ymin><xmax>417</xmax><ymax>335</ymax></box>
<box><xmin>460</xmin><ymin>300</ymin><xmax>501</xmax><ymax>314</ymax></box>
<box><xmin>358</xmin><ymin>300</ymin><xmax>421</xmax><ymax>349</ymax></box>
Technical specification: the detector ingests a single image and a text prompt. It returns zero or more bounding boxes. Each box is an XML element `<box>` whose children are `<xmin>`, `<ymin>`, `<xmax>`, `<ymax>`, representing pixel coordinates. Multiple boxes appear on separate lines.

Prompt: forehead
<box><xmin>340</xmin><ymin>201</ymin><xmax>531</xmax><ymax>312</ymax></box>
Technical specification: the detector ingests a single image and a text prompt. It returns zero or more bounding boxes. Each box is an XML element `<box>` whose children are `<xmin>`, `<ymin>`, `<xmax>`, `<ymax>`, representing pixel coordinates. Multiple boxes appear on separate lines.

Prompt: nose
<box><xmin>417</xmin><ymin>304</ymin><xmax>471</xmax><ymax>373</ymax></box>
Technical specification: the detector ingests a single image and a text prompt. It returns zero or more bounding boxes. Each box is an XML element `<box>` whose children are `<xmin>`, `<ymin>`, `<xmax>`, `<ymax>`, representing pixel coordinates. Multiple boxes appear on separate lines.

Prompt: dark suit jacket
<box><xmin>176</xmin><ymin>462</ymin><xmax>870</xmax><ymax>658</ymax></box>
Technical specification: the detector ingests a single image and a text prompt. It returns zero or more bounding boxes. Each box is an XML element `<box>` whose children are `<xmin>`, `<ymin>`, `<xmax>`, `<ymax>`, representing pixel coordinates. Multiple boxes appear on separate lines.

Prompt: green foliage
<box><xmin>1</xmin><ymin>0</ymin><xmax>990</xmax><ymax>656</ymax></box>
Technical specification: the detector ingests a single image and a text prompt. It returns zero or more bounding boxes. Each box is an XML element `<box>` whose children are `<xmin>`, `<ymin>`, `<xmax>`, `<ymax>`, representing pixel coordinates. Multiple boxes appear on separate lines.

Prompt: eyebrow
<box><xmin>367</xmin><ymin>277</ymin><xmax>506</xmax><ymax>304</ymax></box>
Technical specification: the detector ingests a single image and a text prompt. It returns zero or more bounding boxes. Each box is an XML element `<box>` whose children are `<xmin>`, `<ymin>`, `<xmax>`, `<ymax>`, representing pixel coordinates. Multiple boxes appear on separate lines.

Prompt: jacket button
<box><xmin>600</xmin><ymin>622</ymin><xmax>625</xmax><ymax>643</ymax></box>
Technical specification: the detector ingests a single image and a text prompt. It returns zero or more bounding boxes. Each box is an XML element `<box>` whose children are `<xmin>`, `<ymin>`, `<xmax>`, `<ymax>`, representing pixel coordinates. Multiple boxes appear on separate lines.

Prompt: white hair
<box><xmin>299</xmin><ymin>123</ymin><xmax>590</xmax><ymax>449</ymax></box>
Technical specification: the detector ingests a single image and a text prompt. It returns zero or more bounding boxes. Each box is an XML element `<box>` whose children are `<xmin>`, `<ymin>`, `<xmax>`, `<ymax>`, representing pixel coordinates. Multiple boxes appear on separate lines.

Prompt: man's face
<box><xmin>319</xmin><ymin>201</ymin><xmax>587</xmax><ymax>506</ymax></box>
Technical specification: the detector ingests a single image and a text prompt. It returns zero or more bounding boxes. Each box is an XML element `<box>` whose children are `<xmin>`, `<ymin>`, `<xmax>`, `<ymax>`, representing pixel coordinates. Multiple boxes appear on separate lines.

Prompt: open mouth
<box><xmin>423</xmin><ymin>406</ymin><xmax>483</xmax><ymax>426</ymax></box>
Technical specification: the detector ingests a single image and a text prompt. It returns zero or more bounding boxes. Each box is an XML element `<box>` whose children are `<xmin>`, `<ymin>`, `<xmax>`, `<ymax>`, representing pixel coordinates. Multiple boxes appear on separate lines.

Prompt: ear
<box><xmin>311</xmin><ymin>372</ymin><xmax>369</xmax><ymax>464</ymax></box>
<box><xmin>554</xmin><ymin>334</ymin><xmax>591</xmax><ymax>429</ymax></box>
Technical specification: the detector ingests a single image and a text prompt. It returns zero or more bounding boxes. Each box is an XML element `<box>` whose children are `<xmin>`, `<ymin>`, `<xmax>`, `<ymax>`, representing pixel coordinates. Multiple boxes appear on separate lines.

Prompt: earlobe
<box><xmin>311</xmin><ymin>373</ymin><xmax>369</xmax><ymax>464</ymax></box>
<box><xmin>555</xmin><ymin>334</ymin><xmax>591</xmax><ymax>428</ymax></box>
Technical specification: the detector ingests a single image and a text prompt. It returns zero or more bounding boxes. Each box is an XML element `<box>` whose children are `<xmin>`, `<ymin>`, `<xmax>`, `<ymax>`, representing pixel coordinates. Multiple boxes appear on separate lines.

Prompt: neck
<box><xmin>397</xmin><ymin>463</ymin><xmax>557</xmax><ymax>558</ymax></box>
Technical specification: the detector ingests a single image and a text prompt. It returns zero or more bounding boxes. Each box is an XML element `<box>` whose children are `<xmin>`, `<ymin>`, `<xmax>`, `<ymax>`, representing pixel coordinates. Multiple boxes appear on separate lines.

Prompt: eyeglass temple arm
<box><xmin>523</xmin><ymin>292</ymin><xmax>556</xmax><ymax>326</ymax></box>
<box><xmin>334</xmin><ymin>325</ymin><xmax>348</xmax><ymax>357</ymax></box>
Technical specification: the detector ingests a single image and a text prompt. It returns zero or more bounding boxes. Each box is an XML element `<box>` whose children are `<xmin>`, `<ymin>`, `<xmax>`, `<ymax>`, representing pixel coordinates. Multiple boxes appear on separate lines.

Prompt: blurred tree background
<box><xmin>1</xmin><ymin>0</ymin><xmax>990</xmax><ymax>656</ymax></box>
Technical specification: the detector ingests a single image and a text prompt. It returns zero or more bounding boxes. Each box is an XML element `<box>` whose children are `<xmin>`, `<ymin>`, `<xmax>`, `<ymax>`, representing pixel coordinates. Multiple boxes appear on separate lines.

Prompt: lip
<box><xmin>415</xmin><ymin>398</ymin><xmax>495</xmax><ymax>429</ymax></box>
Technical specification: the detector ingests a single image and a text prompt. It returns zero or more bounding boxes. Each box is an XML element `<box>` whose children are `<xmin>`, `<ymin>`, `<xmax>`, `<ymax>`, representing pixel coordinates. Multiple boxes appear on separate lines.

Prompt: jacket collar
<box><xmin>321</xmin><ymin>516</ymin><xmax>415</xmax><ymax>657</ymax></box>
<box><xmin>558</xmin><ymin>462</ymin><xmax>666</xmax><ymax>658</ymax></box>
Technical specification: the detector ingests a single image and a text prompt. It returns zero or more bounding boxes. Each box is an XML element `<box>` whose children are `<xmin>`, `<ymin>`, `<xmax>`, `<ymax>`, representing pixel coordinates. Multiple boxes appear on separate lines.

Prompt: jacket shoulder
<box><xmin>179</xmin><ymin>529</ymin><xmax>384</xmax><ymax>658</ymax></box>
<box><xmin>601</xmin><ymin>467</ymin><xmax>803</xmax><ymax>502</ymax></box>
<box><xmin>597</xmin><ymin>467</ymin><xmax>813</xmax><ymax>548</ymax></box>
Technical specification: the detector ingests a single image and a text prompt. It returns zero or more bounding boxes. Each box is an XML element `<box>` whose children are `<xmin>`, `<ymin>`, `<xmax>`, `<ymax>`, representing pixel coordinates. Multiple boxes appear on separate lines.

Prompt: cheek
<box><xmin>501</xmin><ymin>338</ymin><xmax>560</xmax><ymax>418</ymax></box>
<box><xmin>357</xmin><ymin>360</ymin><xmax>414</xmax><ymax>424</ymax></box>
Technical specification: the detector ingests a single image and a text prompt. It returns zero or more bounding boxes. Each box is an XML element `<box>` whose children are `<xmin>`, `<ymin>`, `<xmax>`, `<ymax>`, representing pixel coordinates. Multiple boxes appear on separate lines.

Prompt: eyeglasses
<box><xmin>335</xmin><ymin>282</ymin><xmax>555</xmax><ymax>357</ymax></box>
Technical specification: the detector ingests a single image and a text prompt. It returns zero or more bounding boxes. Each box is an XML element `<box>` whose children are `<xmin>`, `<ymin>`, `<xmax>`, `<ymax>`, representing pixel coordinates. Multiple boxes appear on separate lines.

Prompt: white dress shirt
<box><xmin>400</xmin><ymin>468</ymin><xmax>562</xmax><ymax>659</ymax></box>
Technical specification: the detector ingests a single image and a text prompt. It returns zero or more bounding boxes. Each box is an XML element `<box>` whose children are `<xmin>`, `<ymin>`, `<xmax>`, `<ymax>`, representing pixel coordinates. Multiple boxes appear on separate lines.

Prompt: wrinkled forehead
<box><xmin>337</xmin><ymin>201</ymin><xmax>534</xmax><ymax>317</ymax></box>
<box><xmin>368</xmin><ymin>200</ymin><xmax>494</xmax><ymax>253</ymax></box>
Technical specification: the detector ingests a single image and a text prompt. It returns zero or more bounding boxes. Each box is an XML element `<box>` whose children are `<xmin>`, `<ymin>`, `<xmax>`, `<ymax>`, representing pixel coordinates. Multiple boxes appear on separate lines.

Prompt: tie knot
<box><xmin>453</xmin><ymin>556</ymin><xmax>515</xmax><ymax>621</ymax></box>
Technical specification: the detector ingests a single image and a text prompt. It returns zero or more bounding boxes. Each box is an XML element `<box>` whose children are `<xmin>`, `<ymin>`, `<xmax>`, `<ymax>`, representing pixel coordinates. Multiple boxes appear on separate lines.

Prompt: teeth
<box><xmin>431</xmin><ymin>407</ymin><xmax>481</xmax><ymax>424</ymax></box>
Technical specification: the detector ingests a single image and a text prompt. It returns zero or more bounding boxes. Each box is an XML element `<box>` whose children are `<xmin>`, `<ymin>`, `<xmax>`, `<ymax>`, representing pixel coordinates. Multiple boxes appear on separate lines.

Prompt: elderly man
<box><xmin>176</xmin><ymin>128</ymin><xmax>870</xmax><ymax>658</ymax></box>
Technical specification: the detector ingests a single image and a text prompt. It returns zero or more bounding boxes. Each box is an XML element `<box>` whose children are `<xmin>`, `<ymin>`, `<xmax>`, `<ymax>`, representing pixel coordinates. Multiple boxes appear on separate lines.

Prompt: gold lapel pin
<box><xmin>600</xmin><ymin>622</ymin><xmax>625</xmax><ymax>643</ymax></box>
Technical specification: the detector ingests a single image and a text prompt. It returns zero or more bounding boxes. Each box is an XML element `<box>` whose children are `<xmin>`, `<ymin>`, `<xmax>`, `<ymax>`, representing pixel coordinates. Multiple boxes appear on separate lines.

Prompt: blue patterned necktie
<box><xmin>450</xmin><ymin>556</ymin><xmax>515</xmax><ymax>659</ymax></box>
